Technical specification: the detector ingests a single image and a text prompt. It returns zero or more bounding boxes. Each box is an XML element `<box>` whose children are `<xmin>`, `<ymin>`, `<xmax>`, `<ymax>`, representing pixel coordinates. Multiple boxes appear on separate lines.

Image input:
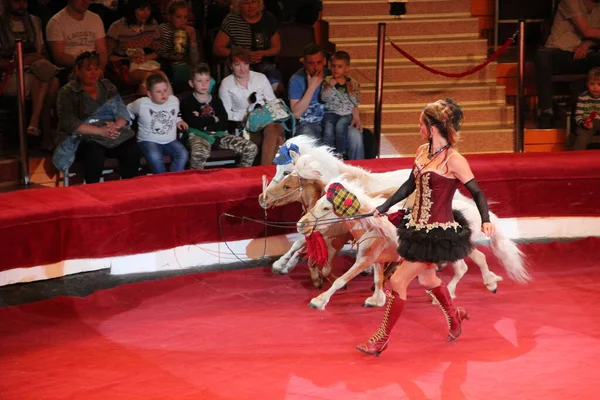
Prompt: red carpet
<box><xmin>1</xmin><ymin>238</ymin><xmax>599</xmax><ymax>400</ymax></box>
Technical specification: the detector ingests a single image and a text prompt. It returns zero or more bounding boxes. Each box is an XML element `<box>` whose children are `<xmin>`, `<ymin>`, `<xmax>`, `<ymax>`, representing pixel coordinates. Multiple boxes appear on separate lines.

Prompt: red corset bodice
<box><xmin>409</xmin><ymin>168</ymin><xmax>459</xmax><ymax>228</ymax></box>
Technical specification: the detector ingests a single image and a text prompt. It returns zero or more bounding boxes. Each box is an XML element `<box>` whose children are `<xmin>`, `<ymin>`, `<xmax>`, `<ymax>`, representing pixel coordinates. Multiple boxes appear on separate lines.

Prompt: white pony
<box><xmin>297</xmin><ymin>177</ymin><xmax>402</xmax><ymax>309</ymax></box>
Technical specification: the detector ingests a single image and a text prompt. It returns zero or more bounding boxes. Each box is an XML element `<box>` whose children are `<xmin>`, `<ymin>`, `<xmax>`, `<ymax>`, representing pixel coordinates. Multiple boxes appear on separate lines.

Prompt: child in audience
<box><xmin>158</xmin><ymin>0</ymin><xmax>200</xmax><ymax>86</ymax></box>
<box><xmin>320</xmin><ymin>50</ymin><xmax>361</xmax><ymax>157</ymax></box>
<box><xmin>180</xmin><ymin>63</ymin><xmax>257</xmax><ymax>169</ymax></box>
<box><xmin>573</xmin><ymin>67</ymin><xmax>600</xmax><ymax>150</ymax></box>
<box><xmin>127</xmin><ymin>73</ymin><xmax>189</xmax><ymax>173</ymax></box>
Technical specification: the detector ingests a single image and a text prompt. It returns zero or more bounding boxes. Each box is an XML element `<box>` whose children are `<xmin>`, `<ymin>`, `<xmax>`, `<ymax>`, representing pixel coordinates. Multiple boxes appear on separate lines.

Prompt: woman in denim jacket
<box><xmin>54</xmin><ymin>51</ymin><xmax>140</xmax><ymax>184</ymax></box>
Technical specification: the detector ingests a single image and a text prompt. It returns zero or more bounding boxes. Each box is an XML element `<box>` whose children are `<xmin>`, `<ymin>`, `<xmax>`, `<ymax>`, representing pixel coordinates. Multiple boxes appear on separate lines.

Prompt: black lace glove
<box><xmin>376</xmin><ymin>173</ymin><xmax>416</xmax><ymax>214</ymax></box>
<box><xmin>464</xmin><ymin>178</ymin><xmax>490</xmax><ymax>224</ymax></box>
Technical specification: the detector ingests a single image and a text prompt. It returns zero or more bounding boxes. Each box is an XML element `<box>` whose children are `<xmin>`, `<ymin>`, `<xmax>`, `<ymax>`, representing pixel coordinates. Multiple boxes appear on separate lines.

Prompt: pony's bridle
<box><xmin>303</xmin><ymin>208</ymin><xmax>335</xmax><ymax>235</ymax></box>
<box><xmin>263</xmin><ymin>174</ymin><xmax>304</xmax><ymax>207</ymax></box>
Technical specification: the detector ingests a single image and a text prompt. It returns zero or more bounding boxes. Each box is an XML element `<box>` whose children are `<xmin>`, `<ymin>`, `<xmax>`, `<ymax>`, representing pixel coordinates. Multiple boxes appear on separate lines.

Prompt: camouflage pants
<box><xmin>188</xmin><ymin>134</ymin><xmax>258</xmax><ymax>169</ymax></box>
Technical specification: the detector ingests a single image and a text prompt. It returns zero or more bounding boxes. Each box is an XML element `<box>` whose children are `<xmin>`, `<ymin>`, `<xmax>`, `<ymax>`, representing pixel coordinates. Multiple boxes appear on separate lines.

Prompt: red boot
<box><xmin>427</xmin><ymin>283</ymin><xmax>470</xmax><ymax>342</ymax></box>
<box><xmin>356</xmin><ymin>290</ymin><xmax>404</xmax><ymax>356</ymax></box>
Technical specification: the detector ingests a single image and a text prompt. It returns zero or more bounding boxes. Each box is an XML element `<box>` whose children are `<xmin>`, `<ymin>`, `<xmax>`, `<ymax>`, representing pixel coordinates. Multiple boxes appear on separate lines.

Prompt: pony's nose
<box><xmin>258</xmin><ymin>194</ymin><xmax>268</xmax><ymax>209</ymax></box>
<box><xmin>297</xmin><ymin>221</ymin><xmax>306</xmax><ymax>232</ymax></box>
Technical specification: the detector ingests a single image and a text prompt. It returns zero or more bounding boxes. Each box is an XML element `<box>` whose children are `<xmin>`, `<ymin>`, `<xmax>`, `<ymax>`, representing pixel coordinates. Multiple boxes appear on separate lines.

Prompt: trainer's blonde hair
<box><xmin>421</xmin><ymin>98</ymin><xmax>464</xmax><ymax>146</ymax></box>
<box><xmin>231</xmin><ymin>0</ymin><xmax>264</xmax><ymax>14</ymax></box>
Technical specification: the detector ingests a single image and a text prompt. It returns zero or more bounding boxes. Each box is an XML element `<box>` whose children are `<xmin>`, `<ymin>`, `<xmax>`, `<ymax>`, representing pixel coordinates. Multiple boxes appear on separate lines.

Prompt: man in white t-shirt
<box><xmin>46</xmin><ymin>0</ymin><xmax>107</xmax><ymax>78</ymax></box>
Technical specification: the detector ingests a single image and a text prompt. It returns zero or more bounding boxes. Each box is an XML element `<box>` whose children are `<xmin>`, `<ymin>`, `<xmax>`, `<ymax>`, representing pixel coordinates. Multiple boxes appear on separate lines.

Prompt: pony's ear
<box><xmin>289</xmin><ymin>150</ymin><xmax>301</xmax><ymax>163</ymax></box>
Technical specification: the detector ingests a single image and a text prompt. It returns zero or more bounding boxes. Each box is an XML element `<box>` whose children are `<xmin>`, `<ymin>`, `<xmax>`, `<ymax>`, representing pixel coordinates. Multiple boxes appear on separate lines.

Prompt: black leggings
<box><xmin>77</xmin><ymin>138</ymin><xmax>140</xmax><ymax>184</ymax></box>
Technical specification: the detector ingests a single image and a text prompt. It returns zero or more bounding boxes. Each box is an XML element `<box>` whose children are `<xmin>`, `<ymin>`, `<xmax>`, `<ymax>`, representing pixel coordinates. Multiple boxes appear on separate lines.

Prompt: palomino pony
<box><xmin>296</xmin><ymin>178</ymin><xmax>402</xmax><ymax>310</ymax></box>
<box><xmin>263</xmin><ymin>167</ymin><xmax>529</xmax><ymax>300</ymax></box>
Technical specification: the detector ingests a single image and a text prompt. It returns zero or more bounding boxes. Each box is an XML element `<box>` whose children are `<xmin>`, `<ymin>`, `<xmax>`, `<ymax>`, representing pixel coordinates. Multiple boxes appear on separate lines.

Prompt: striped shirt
<box><xmin>107</xmin><ymin>18</ymin><xmax>161</xmax><ymax>57</ymax></box>
<box><xmin>220</xmin><ymin>11</ymin><xmax>278</xmax><ymax>53</ymax></box>
<box><xmin>575</xmin><ymin>90</ymin><xmax>600</xmax><ymax>126</ymax></box>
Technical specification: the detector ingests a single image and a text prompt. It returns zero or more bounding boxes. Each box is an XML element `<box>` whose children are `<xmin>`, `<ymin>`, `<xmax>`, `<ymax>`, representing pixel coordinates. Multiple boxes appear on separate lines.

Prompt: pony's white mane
<box><xmin>295</xmin><ymin>150</ymin><xmax>372</xmax><ymax>184</ymax></box>
<box><xmin>325</xmin><ymin>178</ymin><xmax>398</xmax><ymax>242</ymax></box>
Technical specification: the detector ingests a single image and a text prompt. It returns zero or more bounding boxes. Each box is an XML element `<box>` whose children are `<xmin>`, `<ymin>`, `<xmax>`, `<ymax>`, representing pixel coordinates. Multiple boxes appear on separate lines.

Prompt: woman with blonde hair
<box><xmin>356</xmin><ymin>98</ymin><xmax>496</xmax><ymax>357</ymax></box>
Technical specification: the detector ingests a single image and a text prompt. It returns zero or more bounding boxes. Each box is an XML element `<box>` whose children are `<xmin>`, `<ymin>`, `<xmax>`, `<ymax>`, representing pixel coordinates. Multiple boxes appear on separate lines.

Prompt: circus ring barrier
<box><xmin>1</xmin><ymin>151</ymin><xmax>599</xmax><ymax>286</ymax></box>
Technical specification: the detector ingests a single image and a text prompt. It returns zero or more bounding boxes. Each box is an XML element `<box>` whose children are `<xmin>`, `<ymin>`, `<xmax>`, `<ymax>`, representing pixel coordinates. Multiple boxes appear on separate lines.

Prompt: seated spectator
<box><xmin>127</xmin><ymin>73</ymin><xmax>189</xmax><ymax>173</ymax></box>
<box><xmin>288</xmin><ymin>44</ymin><xmax>364</xmax><ymax>159</ymax></box>
<box><xmin>573</xmin><ymin>66</ymin><xmax>600</xmax><ymax>150</ymax></box>
<box><xmin>54</xmin><ymin>51</ymin><xmax>139</xmax><ymax>184</ymax></box>
<box><xmin>107</xmin><ymin>0</ymin><xmax>164</xmax><ymax>95</ymax></box>
<box><xmin>0</xmin><ymin>0</ymin><xmax>60</xmax><ymax>149</ymax></box>
<box><xmin>535</xmin><ymin>0</ymin><xmax>600</xmax><ymax>128</ymax></box>
<box><xmin>158</xmin><ymin>0</ymin><xmax>200</xmax><ymax>87</ymax></box>
<box><xmin>320</xmin><ymin>50</ymin><xmax>361</xmax><ymax>157</ymax></box>
<box><xmin>180</xmin><ymin>63</ymin><xmax>257</xmax><ymax>169</ymax></box>
<box><xmin>213</xmin><ymin>0</ymin><xmax>283</xmax><ymax>96</ymax></box>
<box><xmin>46</xmin><ymin>0</ymin><xmax>108</xmax><ymax>84</ymax></box>
<box><xmin>219</xmin><ymin>47</ymin><xmax>284</xmax><ymax>165</ymax></box>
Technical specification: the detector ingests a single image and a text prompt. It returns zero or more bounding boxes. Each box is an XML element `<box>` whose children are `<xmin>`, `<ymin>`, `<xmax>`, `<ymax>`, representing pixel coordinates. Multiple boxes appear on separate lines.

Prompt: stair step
<box><xmin>343</xmin><ymin>39</ymin><xmax>488</xmax><ymax>62</ymax></box>
<box><xmin>350</xmin><ymin>62</ymin><xmax>497</xmax><ymax>85</ymax></box>
<box><xmin>329</xmin><ymin>17</ymin><xmax>480</xmax><ymax>40</ymax></box>
<box><xmin>360</xmin><ymin>105</ymin><xmax>515</xmax><ymax>126</ymax></box>
<box><xmin>333</xmin><ymin>32</ymin><xmax>479</xmax><ymax>44</ymax></box>
<box><xmin>379</xmin><ymin>125</ymin><xmax>515</xmax><ymax>156</ymax></box>
<box><xmin>323</xmin><ymin>0</ymin><xmax>470</xmax><ymax>18</ymax></box>
<box><xmin>360</xmin><ymin>83</ymin><xmax>507</xmax><ymax>105</ymax></box>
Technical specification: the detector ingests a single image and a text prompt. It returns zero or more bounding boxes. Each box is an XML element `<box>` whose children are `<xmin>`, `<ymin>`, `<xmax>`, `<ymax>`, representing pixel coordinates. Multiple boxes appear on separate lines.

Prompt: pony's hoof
<box><xmin>308</xmin><ymin>302</ymin><xmax>318</xmax><ymax>309</ymax></box>
<box><xmin>492</xmin><ymin>288</ymin><xmax>498</xmax><ymax>294</ymax></box>
<box><xmin>364</xmin><ymin>303</ymin><xmax>376</xmax><ymax>308</ymax></box>
<box><xmin>271</xmin><ymin>268</ymin><xmax>285</xmax><ymax>275</ymax></box>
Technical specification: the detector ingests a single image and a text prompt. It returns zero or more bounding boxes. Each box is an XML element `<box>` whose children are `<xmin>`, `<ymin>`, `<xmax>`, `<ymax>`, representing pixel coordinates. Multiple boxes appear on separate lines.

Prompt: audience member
<box><xmin>288</xmin><ymin>43</ymin><xmax>364</xmax><ymax>159</ymax></box>
<box><xmin>213</xmin><ymin>0</ymin><xmax>283</xmax><ymax>95</ymax></box>
<box><xmin>573</xmin><ymin>66</ymin><xmax>600</xmax><ymax>149</ymax></box>
<box><xmin>180</xmin><ymin>63</ymin><xmax>257</xmax><ymax>169</ymax></box>
<box><xmin>107</xmin><ymin>0</ymin><xmax>164</xmax><ymax>94</ymax></box>
<box><xmin>54</xmin><ymin>51</ymin><xmax>139</xmax><ymax>183</ymax></box>
<box><xmin>0</xmin><ymin>0</ymin><xmax>60</xmax><ymax>149</ymax></box>
<box><xmin>219</xmin><ymin>47</ymin><xmax>284</xmax><ymax>165</ymax></box>
<box><xmin>46</xmin><ymin>0</ymin><xmax>108</xmax><ymax>84</ymax></box>
<box><xmin>535</xmin><ymin>0</ymin><xmax>600</xmax><ymax>128</ymax></box>
<box><xmin>158</xmin><ymin>0</ymin><xmax>200</xmax><ymax>86</ymax></box>
<box><xmin>127</xmin><ymin>73</ymin><xmax>188</xmax><ymax>173</ymax></box>
<box><xmin>320</xmin><ymin>50</ymin><xmax>361</xmax><ymax>157</ymax></box>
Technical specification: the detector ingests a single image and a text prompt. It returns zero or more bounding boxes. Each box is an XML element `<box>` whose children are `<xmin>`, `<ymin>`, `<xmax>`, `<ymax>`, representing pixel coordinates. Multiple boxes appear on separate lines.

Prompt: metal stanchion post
<box><xmin>15</xmin><ymin>39</ymin><xmax>30</xmax><ymax>186</ymax></box>
<box><xmin>374</xmin><ymin>23</ymin><xmax>386</xmax><ymax>158</ymax></box>
<box><xmin>516</xmin><ymin>20</ymin><xmax>526</xmax><ymax>152</ymax></box>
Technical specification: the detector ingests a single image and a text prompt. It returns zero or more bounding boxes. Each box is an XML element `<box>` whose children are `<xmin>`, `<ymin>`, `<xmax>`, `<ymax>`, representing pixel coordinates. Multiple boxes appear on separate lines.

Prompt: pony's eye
<box><xmin>283</xmin><ymin>171</ymin><xmax>290</xmax><ymax>176</ymax></box>
<box><xmin>323</xmin><ymin>207</ymin><xmax>330</xmax><ymax>211</ymax></box>
<box><xmin>283</xmin><ymin>185</ymin><xmax>290</xmax><ymax>190</ymax></box>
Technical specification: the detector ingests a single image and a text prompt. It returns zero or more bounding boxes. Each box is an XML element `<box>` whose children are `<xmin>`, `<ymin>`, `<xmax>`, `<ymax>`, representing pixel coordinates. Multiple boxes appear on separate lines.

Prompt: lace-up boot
<box><xmin>427</xmin><ymin>283</ymin><xmax>470</xmax><ymax>342</ymax></box>
<box><xmin>356</xmin><ymin>290</ymin><xmax>404</xmax><ymax>356</ymax></box>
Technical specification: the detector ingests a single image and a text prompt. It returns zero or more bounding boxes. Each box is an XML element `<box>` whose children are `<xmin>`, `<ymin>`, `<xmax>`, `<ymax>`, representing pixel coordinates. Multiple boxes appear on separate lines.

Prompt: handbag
<box><xmin>28</xmin><ymin>58</ymin><xmax>59</xmax><ymax>82</ymax></box>
<box><xmin>84</xmin><ymin>126</ymin><xmax>136</xmax><ymax>148</ymax></box>
<box><xmin>246</xmin><ymin>98</ymin><xmax>295</xmax><ymax>133</ymax></box>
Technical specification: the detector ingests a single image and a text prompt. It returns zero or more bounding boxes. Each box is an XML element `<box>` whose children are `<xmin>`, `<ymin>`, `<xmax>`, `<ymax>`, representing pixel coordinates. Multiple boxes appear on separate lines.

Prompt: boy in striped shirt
<box><xmin>574</xmin><ymin>67</ymin><xmax>600</xmax><ymax>150</ymax></box>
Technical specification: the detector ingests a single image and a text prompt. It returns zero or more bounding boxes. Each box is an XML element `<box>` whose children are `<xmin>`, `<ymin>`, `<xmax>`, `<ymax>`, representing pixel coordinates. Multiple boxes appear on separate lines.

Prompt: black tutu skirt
<box><xmin>396</xmin><ymin>210</ymin><xmax>473</xmax><ymax>263</ymax></box>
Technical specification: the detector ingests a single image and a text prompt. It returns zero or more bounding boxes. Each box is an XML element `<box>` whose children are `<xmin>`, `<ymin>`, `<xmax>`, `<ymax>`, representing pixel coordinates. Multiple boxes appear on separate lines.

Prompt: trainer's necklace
<box><xmin>428</xmin><ymin>143</ymin><xmax>451</xmax><ymax>159</ymax></box>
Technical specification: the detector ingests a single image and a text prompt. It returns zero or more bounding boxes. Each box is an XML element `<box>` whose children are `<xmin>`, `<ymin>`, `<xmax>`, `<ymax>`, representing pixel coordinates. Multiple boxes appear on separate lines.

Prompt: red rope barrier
<box><xmin>389</xmin><ymin>36</ymin><xmax>515</xmax><ymax>78</ymax></box>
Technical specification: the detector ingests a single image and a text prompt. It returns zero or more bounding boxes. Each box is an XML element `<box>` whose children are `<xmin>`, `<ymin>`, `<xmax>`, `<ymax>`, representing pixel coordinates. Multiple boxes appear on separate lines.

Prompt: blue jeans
<box><xmin>138</xmin><ymin>140</ymin><xmax>189</xmax><ymax>174</ymax></box>
<box><xmin>294</xmin><ymin>122</ymin><xmax>365</xmax><ymax>160</ymax></box>
<box><xmin>322</xmin><ymin>113</ymin><xmax>351</xmax><ymax>155</ymax></box>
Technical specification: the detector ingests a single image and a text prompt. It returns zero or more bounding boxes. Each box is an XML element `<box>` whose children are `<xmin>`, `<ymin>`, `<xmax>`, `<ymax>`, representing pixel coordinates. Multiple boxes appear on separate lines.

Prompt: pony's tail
<box><xmin>491</xmin><ymin>229</ymin><xmax>531</xmax><ymax>283</ymax></box>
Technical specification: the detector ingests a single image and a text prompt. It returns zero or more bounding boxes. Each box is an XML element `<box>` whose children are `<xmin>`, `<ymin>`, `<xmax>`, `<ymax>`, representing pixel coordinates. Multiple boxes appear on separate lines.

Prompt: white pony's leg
<box><xmin>446</xmin><ymin>259</ymin><xmax>468</xmax><ymax>299</ymax></box>
<box><xmin>272</xmin><ymin>237</ymin><xmax>306</xmax><ymax>274</ymax></box>
<box><xmin>468</xmin><ymin>248</ymin><xmax>503</xmax><ymax>293</ymax></box>
<box><xmin>309</xmin><ymin>258</ymin><xmax>374</xmax><ymax>310</ymax></box>
<box><xmin>364</xmin><ymin>263</ymin><xmax>386</xmax><ymax>307</ymax></box>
